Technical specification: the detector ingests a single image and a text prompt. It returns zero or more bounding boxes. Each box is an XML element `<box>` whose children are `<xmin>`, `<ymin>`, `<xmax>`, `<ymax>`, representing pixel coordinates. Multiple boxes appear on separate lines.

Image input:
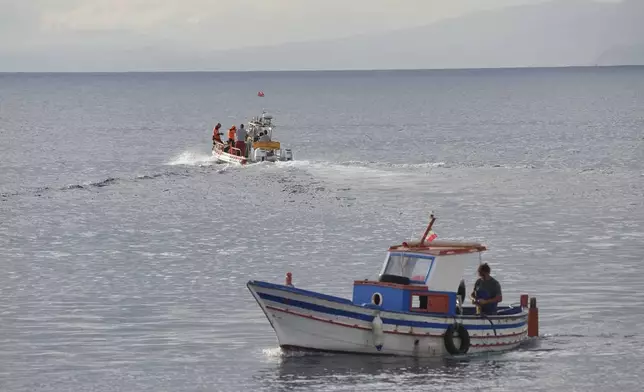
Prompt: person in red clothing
<box><xmin>227</xmin><ymin>125</ymin><xmax>236</xmax><ymax>143</ymax></box>
<box><xmin>212</xmin><ymin>123</ymin><xmax>223</xmax><ymax>145</ymax></box>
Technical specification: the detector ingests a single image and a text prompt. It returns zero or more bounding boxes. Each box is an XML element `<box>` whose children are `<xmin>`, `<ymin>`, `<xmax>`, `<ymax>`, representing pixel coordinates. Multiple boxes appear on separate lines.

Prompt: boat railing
<box><xmin>228</xmin><ymin>146</ymin><xmax>243</xmax><ymax>157</ymax></box>
<box><xmin>214</xmin><ymin>142</ymin><xmax>245</xmax><ymax>157</ymax></box>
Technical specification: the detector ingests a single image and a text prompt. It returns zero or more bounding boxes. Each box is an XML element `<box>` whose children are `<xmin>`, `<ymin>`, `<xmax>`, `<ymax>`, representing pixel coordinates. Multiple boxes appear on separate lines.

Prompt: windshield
<box><xmin>382</xmin><ymin>253</ymin><xmax>435</xmax><ymax>284</ymax></box>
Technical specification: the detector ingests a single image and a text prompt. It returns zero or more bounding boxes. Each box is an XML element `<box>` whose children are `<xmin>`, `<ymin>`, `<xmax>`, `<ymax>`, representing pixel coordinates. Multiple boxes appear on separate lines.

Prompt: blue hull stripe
<box><xmin>250</xmin><ymin>280</ymin><xmax>353</xmax><ymax>304</ymax></box>
<box><xmin>257</xmin><ymin>292</ymin><xmax>526</xmax><ymax>331</ymax></box>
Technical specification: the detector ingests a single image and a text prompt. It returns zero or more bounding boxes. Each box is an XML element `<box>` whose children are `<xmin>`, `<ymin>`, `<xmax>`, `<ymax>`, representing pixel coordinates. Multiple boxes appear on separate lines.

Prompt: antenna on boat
<box><xmin>420</xmin><ymin>212</ymin><xmax>436</xmax><ymax>245</ymax></box>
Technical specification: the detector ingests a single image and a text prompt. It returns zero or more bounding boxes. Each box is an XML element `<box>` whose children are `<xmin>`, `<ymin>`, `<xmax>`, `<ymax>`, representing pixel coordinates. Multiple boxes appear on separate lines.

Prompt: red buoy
<box><xmin>520</xmin><ymin>294</ymin><xmax>529</xmax><ymax>308</ymax></box>
<box><xmin>257</xmin><ymin>91</ymin><xmax>265</xmax><ymax>97</ymax></box>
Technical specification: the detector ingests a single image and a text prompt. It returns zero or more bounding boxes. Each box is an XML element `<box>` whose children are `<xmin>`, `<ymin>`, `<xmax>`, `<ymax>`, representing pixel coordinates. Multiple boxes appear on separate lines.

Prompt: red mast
<box><xmin>420</xmin><ymin>213</ymin><xmax>436</xmax><ymax>245</ymax></box>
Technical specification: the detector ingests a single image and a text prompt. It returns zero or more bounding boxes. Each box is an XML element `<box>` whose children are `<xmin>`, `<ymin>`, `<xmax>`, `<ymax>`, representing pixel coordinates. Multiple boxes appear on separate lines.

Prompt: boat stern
<box><xmin>212</xmin><ymin>143</ymin><xmax>248</xmax><ymax>165</ymax></box>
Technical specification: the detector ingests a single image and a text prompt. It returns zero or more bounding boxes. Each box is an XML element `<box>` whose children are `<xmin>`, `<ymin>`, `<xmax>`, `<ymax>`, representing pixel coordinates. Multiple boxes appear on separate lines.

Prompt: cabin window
<box><xmin>371</xmin><ymin>292</ymin><xmax>382</xmax><ymax>306</ymax></box>
<box><xmin>382</xmin><ymin>253</ymin><xmax>434</xmax><ymax>284</ymax></box>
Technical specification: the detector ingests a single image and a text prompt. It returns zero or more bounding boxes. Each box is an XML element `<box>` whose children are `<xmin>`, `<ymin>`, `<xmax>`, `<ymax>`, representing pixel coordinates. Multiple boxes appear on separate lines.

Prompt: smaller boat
<box><xmin>247</xmin><ymin>214</ymin><xmax>539</xmax><ymax>357</ymax></box>
<box><xmin>212</xmin><ymin>112</ymin><xmax>293</xmax><ymax>165</ymax></box>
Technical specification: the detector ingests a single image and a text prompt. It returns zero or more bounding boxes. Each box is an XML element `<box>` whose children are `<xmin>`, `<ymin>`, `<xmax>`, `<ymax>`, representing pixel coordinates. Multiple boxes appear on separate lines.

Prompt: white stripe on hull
<box><xmin>212</xmin><ymin>149</ymin><xmax>282</xmax><ymax>164</ymax></box>
<box><xmin>212</xmin><ymin>150</ymin><xmax>246</xmax><ymax>165</ymax></box>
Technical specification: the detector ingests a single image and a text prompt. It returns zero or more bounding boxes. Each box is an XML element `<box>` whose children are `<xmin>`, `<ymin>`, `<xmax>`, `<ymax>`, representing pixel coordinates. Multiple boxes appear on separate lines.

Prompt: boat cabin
<box><xmin>352</xmin><ymin>217</ymin><xmax>487</xmax><ymax>316</ymax></box>
<box><xmin>245</xmin><ymin>111</ymin><xmax>293</xmax><ymax>162</ymax></box>
<box><xmin>248</xmin><ymin>112</ymin><xmax>274</xmax><ymax>142</ymax></box>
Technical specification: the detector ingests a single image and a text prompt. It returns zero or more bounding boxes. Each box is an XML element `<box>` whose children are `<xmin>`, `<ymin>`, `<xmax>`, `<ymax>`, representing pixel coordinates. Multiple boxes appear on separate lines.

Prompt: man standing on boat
<box><xmin>236</xmin><ymin>124</ymin><xmax>247</xmax><ymax>157</ymax></box>
<box><xmin>470</xmin><ymin>263</ymin><xmax>502</xmax><ymax>315</ymax></box>
<box><xmin>212</xmin><ymin>123</ymin><xmax>223</xmax><ymax>145</ymax></box>
<box><xmin>227</xmin><ymin>125</ymin><xmax>236</xmax><ymax>143</ymax></box>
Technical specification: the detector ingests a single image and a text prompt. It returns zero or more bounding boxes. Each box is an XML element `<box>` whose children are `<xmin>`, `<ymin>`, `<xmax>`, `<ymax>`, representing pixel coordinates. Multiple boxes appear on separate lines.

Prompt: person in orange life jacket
<box><xmin>235</xmin><ymin>124</ymin><xmax>247</xmax><ymax>157</ymax></box>
<box><xmin>470</xmin><ymin>263</ymin><xmax>502</xmax><ymax>315</ymax></box>
<box><xmin>227</xmin><ymin>125</ymin><xmax>236</xmax><ymax>143</ymax></box>
<box><xmin>212</xmin><ymin>123</ymin><xmax>223</xmax><ymax>144</ymax></box>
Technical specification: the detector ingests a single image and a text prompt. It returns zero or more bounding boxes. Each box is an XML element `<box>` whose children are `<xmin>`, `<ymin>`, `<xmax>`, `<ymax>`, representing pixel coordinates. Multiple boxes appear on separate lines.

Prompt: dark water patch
<box><xmin>0</xmin><ymin>170</ymin><xmax>201</xmax><ymax>200</ymax></box>
<box><xmin>61</xmin><ymin>184</ymin><xmax>85</xmax><ymax>190</ymax></box>
<box><xmin>286</xmin><ymin>184</ymin><xmax>307</xmax><ymax>194</ymax></box>
<box><xmin>89</xmin><ymin>177</ymin><xmax>118</xmax><ymax>188</ymax></box>
<box><xmin>33</xmin><ymin>186</ymin><xmax>52</xmax><ymax>197</ymax></box>
<box><xmin>1</xmin><ymin>191</ymin><xmax>20</xmax><ymax>200</ymax></box>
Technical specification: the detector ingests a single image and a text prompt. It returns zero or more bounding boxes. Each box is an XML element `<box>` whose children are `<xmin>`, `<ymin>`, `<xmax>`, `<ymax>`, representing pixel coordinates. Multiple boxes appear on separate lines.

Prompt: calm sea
<box><xmin>1</xmin><ymin>67</ymin><xmax>644</xmax><ymax>391</ymax></box>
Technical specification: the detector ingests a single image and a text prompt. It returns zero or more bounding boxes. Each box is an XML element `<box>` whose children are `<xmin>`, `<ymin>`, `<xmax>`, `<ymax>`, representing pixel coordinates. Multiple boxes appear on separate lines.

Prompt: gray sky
<box><xmin>4</xmin><ymin>0</ymin><xmax>558</xmax><ymax>51</ymax></box>
<box><xmin>2</xmin><ymin>0</ymin><xmax>633</xmax><ymax>71</ymax></box>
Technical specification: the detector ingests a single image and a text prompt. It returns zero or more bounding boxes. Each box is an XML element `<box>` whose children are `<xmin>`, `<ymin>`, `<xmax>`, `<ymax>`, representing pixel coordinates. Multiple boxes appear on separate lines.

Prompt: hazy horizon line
<box><xmin>1</xmin><ymin>64</ymin><xmax>643</xmax><ymax>75</ymax></box>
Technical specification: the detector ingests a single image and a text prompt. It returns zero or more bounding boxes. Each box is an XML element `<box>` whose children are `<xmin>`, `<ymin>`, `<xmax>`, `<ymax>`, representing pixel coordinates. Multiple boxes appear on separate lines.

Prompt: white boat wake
<box><xmin>167</xmin><ymin>150</ymin><xmax>218</xmax><ymax>166</ymax></box>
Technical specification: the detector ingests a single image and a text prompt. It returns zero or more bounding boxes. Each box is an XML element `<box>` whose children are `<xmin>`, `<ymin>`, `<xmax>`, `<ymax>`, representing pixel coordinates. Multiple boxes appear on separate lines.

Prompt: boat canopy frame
<box><xmin>388</xmin><ymin>214</ymin><xmax>487</xmax><ymax>256</ymax></box>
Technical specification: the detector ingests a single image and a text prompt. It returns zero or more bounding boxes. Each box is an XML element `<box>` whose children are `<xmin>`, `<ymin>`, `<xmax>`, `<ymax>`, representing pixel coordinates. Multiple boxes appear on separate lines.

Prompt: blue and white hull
<box><xmin>247</xmin><ymin>280</ymin><xmax>529</xmax><ymax>357</ymax></box>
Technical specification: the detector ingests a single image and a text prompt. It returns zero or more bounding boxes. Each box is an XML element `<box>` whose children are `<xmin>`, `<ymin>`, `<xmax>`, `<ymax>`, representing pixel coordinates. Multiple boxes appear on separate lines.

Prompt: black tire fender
<box><xmin>444</xmin><ymin>323</ymin><xmax>470</xmax><ymax>355</ymax></box>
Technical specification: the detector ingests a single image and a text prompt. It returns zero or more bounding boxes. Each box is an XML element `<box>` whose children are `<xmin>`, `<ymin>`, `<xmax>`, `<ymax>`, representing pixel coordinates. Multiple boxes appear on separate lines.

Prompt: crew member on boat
<box><xmin>259</xmin><ymin>131</ymin><xmax>270</xmax><ymax>142</ymax></box>
<box><xmin>223</xmin><ymin>139</ymin><xmax>234</xmax><ymax>153</ymax></box>
<box><xmin>228</xmin><ymin>125</ymin><xmax>236</xmax><ymax>143</ymax></box>
<box><xmin>470</xmin><ymin>263</ymin><xmax>502</xmax><ymax>315</ymax></box>
<box><xmin>212</xmin><ymin>123</ymin><xmax>223</xmax><ymax>145</ymax></box>
<box><xmin>236</xmin><ymin>124</ymin><xmax>247</xmax><ymax>157</ymax></box>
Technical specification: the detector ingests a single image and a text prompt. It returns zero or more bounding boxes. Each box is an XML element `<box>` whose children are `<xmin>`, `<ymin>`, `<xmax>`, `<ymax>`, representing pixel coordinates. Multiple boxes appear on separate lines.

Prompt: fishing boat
<box><xmin>212</xmin><ymin>111</ymin><xmax>293</xmax><ymax>165</ymax></box>
<box><xmin>247</xmin><ymin>214</ymin><xmax>539</xmax><ymax>357</ymax></box>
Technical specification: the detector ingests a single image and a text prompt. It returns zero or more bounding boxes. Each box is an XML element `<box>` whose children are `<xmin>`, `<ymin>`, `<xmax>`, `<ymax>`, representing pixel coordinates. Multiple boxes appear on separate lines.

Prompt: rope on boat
<box><xmin>480</xmin><ymin>313</ymin><xmax>498</xmax><ymax>336</ymax></box>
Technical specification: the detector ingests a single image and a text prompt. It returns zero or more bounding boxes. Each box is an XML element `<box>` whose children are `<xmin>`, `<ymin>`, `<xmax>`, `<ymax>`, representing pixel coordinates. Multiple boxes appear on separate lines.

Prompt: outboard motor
<box><xmin>283</xmin><ymin>149</ymin><xmax>293</xmax><ymax>161</ymax></box>
<box><xmin>254</xmin><ymin>149</ymin><xmax>267</xmax><ymax>162</ymax></box>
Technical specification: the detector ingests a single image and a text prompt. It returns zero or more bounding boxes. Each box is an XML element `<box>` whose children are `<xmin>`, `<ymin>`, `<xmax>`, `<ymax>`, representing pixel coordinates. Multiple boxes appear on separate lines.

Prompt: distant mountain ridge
<box><xmin>200</xmin><ymin>0</ymin><xmax>643</xmax><ymax>71</ymax></box>
<box><xmin>2</xmin><ymin>0</ymin><xmax>643</xmax><ymax>71</ymax></box>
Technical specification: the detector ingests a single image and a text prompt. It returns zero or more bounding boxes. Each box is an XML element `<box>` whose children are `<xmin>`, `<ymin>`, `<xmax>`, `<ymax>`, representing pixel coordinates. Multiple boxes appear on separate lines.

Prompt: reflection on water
<box><xmin>254</xmin><ymin>347</ymin><xmax>550</xmax><ymax>392</ymax></box>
